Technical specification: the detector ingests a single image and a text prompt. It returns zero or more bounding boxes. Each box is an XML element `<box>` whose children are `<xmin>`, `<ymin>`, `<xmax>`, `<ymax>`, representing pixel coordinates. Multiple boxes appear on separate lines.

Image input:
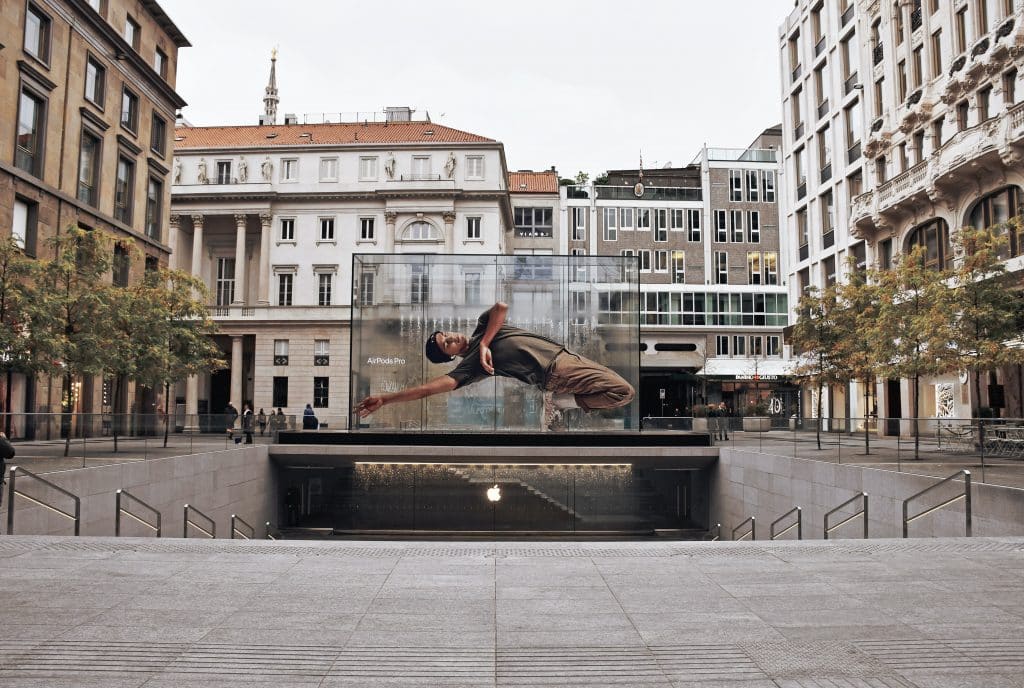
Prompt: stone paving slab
<box><xmin>0</xmin><ymin>536</ymin><xmax>1021</xmax><ymax>687</ymax></box>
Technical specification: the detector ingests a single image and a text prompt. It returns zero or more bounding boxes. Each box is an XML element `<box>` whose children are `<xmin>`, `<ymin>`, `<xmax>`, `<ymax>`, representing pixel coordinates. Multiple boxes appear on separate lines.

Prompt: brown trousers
<box><xmin>543</xmin><ymin>351</ymin><xmax>635</xmax><ymax>412</ymax></box>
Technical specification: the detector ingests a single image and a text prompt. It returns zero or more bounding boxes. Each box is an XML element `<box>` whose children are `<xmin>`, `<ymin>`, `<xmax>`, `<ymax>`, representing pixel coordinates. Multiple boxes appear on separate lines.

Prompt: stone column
<box><xmin>233</xmin><ymin>214</ymin><xmax>247</xmax><ymax>305</ymax></box>
<box><xmin>184</xmin><ymin>375</ymin><xmax>199</xmax><ymax>432</ymax></box>
<box><xmin>384</xmin><ymin>211</ymin><xmax>397</xmax><ymax>252</ymax></box>
<box><xmin>168</xmin><ymin>215</ymin><xmax>181</xmax><ymax>271</ymax></box>
<box><xmin>230</xmin><ymin>335</ymin><xmax>243</xmax><ymax>409</ymax></box>
<box><xmin>258</xmin><ymin>212</ymin><xmax>272</xmax><ymax>305</ymax></box>
<box><xmin>190</xmin><ymin>214</ymin><xmax>204</xmax><ymax>279</ymax></box>
<box><xmin>442</xmin><ymin>210</ymin><xmax>456</xmax><ymax>251</ymax></box>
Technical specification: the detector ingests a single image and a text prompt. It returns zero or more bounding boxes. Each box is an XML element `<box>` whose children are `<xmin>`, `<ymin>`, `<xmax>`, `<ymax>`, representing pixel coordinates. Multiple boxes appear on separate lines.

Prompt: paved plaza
<box><xmin>0</xmin><ymin>535</ymin><xmax>1022</xmax><ymax>686</ymax></box>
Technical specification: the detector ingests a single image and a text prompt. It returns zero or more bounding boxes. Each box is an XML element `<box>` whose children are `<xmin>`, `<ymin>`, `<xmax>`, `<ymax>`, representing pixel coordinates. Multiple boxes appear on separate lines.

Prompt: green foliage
<box><xmin>744</xmin><ymin>399</ymin><xmax>769</xmax><ymax>416</ymax></box>
<box><xmin>0</xmin><ymin>237</ymin><xmax>43</xmax><ymax>376</ymax></box>
<box><xmin>574</xmin><ymin>171</ymin><xmax>590</xmax><ymax>185</ymax></box>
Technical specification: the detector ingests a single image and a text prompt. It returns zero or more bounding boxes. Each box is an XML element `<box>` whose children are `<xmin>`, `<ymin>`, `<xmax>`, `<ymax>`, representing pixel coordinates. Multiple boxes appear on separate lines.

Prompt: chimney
<box><xmin>283</xmin><ymin>113</ymin><xmax>298</xmax><ymax>125</ymax></box>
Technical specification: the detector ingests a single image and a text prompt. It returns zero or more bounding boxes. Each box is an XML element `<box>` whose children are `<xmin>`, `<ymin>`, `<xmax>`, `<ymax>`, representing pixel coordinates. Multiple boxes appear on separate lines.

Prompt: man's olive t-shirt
<box><xmin>447</xmin><ymin>310</ymin><xmax>565</xmax><ymax>390</ymax></box>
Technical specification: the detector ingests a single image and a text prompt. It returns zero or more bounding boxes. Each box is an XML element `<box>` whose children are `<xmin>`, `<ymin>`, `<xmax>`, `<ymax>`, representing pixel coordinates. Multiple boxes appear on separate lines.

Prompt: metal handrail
<box><xmin>115</xmin><ymin>489</ymin><xmax>161</xmax><ymax>537</ymax></box>
<box><xmin>732</xmin><ymin>516</ymin><xmax>755</xmax><ymax>541</ymax></box>
<box><xmin>183</xmin><ymin>503</ymin><xmax>216</xmax><ymax>539</ymax></box>
<box><xmin>708</xmin><ymin>523</ymin><xmax>721</xmax><ymax>542</ymax></box>
<box><xmin>5</xmin><ymin>466</ymin><xmax>81</xmax><ymax>536</ymax></box>
<box><xmin>230</xmin><ymin>514</ymin><xmax>254</xmax><ymax>540</ymax></box>
<box><xmin>770</xmin><ymin>506</ymin><xmax>802</xmax><ymax>540</ymax></box>
<box><xmin>265</xmin><ymin>521</ymin><xmax>277</xmax><ymax>540</ymax></box>
<box><xmin>825</xmin><ymin>492</ymin><xmax>868</xmax><ymax>539</ymax></box>
<box><xmin>903</xmin><ymin>470</ymin><xmax>972</xmax><ymax>538</ymax></box>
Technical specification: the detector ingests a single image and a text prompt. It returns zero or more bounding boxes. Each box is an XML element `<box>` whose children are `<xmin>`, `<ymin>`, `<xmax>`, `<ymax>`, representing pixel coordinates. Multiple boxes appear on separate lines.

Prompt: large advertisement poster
<box><xmin>350</xmin><ymin>254</ymin><xmax>640</xmax><ymax>432</ymax></box>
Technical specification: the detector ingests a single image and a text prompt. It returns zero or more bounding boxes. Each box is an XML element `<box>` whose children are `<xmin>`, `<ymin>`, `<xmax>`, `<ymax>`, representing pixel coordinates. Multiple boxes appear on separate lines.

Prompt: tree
<box><xmin>0</xmin><ymin>238</ymin><xmax>45</xmax><ymax>435</ymax></box>
<box><xmin>574</xmin><ymin>171</ymin><xmax>590</xmax><ymax>185</ymax></box>
<box><xmin>946</xmin><ymin>222</ymin><xmax>1024</xmax><ymax>418</ymax></box>
<box><xmin>789</xmin><ymin>283</ymin><xmax>845</xmax><ymax>450</ymax></box>
<box><xmin>873</xmin><ymin>245</ymin><xmax>953</xmax><ymax>460</ymax></box>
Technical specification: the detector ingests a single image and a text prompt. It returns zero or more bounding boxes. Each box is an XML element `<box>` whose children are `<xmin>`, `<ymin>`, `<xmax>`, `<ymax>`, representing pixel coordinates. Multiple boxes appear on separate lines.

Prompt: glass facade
<box><xmin>350</xmin><ymin>254</ymin><xmax>640</xmax><ymax>432</ymax></box>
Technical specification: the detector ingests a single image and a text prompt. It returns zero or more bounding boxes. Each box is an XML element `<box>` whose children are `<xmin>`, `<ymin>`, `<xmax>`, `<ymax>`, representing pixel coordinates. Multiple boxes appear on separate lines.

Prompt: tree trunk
<box><xmin>163</xmin><ymin>381</ymin><xmax>170</xmax><ymax>448</ymax></box>
<box><xmin>62</xmin><ymin>372</ymin><xmax>73</xmax><ymax>457</ymax></box>
<box><xmin>4</xmin><ymin>368</ymin><xmax>12</xmax><ymax>437</ymax></box>
<box><xmin>816</xmin><ymin>380</ymin><xmax>823</xmax><ymax>450</ymax></box>
<box><xmin>112</xmin><ymin>375</ymin><xmax>122</xmax><ymax>453</ymax></box>
<box><xmin>973</xmin><ymin>366</ymin><xmax>985</xmax><ymax>452</ymax></box>
<box><xmin>863</xmin><ymin>382</ymin><xmax>871</xmax><ymax>455</ymax></box>
<box><xmin>913</xmin><ymin>373</ymin><xmax>921</xmax><ymax>460</ymax></box>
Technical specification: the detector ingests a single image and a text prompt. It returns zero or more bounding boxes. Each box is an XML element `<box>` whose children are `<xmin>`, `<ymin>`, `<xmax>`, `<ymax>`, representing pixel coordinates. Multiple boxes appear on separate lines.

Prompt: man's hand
<box><xmin>355</xmin><ymin>395</ymin><xmax>385</xmax><ymax>418</ymax></box>
<box><xmin>480</xmin><ymin>344</ymin><xmax>494</xmax><ymax>374</ymax></box>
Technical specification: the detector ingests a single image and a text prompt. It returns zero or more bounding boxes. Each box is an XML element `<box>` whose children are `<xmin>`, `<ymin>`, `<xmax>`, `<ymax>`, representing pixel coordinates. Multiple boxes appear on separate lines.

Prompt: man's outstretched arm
<box><xmin>354</xmin><ymin>374</ymin><xmax>458</xmax><ymax>418</ymax></box>
<box><xmin>479</xmin><ymin>301</ymin><xmax>508</xmax><ymax>374</ymax></box>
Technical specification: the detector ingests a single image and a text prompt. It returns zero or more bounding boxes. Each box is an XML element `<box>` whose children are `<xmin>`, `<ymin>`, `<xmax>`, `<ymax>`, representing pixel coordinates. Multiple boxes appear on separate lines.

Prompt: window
<box><xmin>764</xmin><ymin>252</ymin><xmax>778</xmax><ymax>285</ymax></box>
<box><xmin>318</xmin><ymin>273</ymin><xmax>332</xmax><ymax>306</ymax></box>
<box><xmin>912</xmin><ymin>46</ymin><xmax>923</xmax><ymax>89</ymax></box>
<box><xmin>403</xmin><ymin>221</ymin><xmax>440</xmax><ymax>241</ymax></box>
<box><xmin>145</xmin><ymin>177</ymin><xmax>161</xmax><ymax>240</ymax></box>
<box><xmin>879</xmin><ymin>238</ymin><xmax>894</xmax><ymax>270</ymax></box>
<box><xmin>729</xmin><ymin>170</ymin><xmax>743</xmax><ymax>201</ymax></box>
<box><xmin>654</xmin><ymin>209</ymin><xmax>668</xmax><ymax>242</ymax></box>
<box><xmin>24</xmin><ymin>3</ymin><xmax>51</xmax><ymax>62</ymax></box>
<box><xmin>716</xmin><ymin>335</ymin><xmax>729</xmax><ymax>356</ymax></box>
<box><xmin>733</xmin><ymin>336</ymin><xmax>746</xmax><ymax>356</ymax></box>
<box><xmin>968</xmin><ymin>186</ymin><xmax>1023</xmax><ymax>258</ymax></box>
<box><xmin>750</xmin><ymin>336</ymin><xmax>764</xmax><ymax>357</ymax></box>
<box><xmin>359</xmin><ymin>272</ymin><xmax>375</xmax><ymax>306</ymax></box>
<box><xmin>570</xmin><ymin>249</ymin><xmax>587</xmax><ymax>282</ymax></box>
<box><xmin>873</xmin><ymin>78</ymin><xmax>885</xmax><ymax>119</ymax></box>
<box><xmin>411</xmin><ymin>155</ymin><xmax>431</xmax><ymax>179</ymax></box>
<box><xmin>280</xmin><ymin>218</ymin><xmax>295</xmax><ymax>241</ymax></box>
<box><xmin>85</xmin><ymin>56</ymin><xmax>105</xmax><ymax>107</ymax></box>
<box><xmin>571</xmin><ymin>207</ymin><xmax>586</xmax><ymax>241</ymax></box>
<box><xmin>747</xmin><ymin>211</ymin><xmax>760</xmax><ymax>243</ymax></box>
<box><xmin>795</xmin><ymin>147</ymin><xmax>808</xmax><ymax>191</ymax></box>
<box><xmin>603</xmin><ymin>207</ymin><xmax>618</xmax><ymax>241</ymax></box>
<box><xmin>314</xmin><ymin>340</ymin><xmax>329</xmax><ymax>366</ymax></box>
<box><xmin>731</xmin><ymin>210</ymin><xmax>744</xmax><ymax>242</ymax></box>
<box><xmin>154</xmin><ymin>47</ymin><xmax>167</xmax><ymax>79</ymax></box>
<box><xmin>77</xmin><ymin>129</ymin><xmax>101</xmax><ymax>206</ymax></box>
<box><xmin>272</xmin><ymin>377</ymin><xmax>288</xmax><ymax>407</ymax></box>
<box><xmin>875</xmin><ymin>155</ymin><xmax>887</xmax><ymax>184</ymax></box>
<box><xmin>281</xmin><ymin>158</ymin><xmax>297</xmax><ymax>181</ymax></box>
<box><xmin>821</xmin><ymin>190</ymin><xmax>835</xmax><ymax>239</ymax></box>
<box><xmin>912</xmin><ymin>129</ymin><xmax>925</xmax><ymax>165</ymax></box>
<box><xmin>144</xmin><ymin>255</ymin><xmax>158</xmax><ymax>273</ymax></box>
<box><xmin>654</xmin><ymin>250</ymin><xmax>668</xmax><ymax>272</ymax></box>
<box><xmin>955</xmin><ymin>8</ymin><xmax>967</xmax><ymax>52</ymax></box>
<box><xmin>150</xmin><ymin>114</ymin><xmax>166</xmax><ymax>156</ymax></box>
<box><xmin>818</xmin><ymin>124</ymin><xmax>832</xmax><ymax>175</ymax></box>
<box><xmin>670</xmin><ymin>208</ymin><xmax>684</xmax><ymax>231</ymax></box>
<box><xmin>715</xmin><ymin>210</ymin><xmax>727</xmax><ymax>242</ymax></box>
<box><xmin>746</xmin><ymin>170</ymin><xmax>759</xmax><ymax>202</ymax></box>
<box><xmin>636</xmin><ymin>208</ymin><xmax>651</xmax><ymax>231</ymax></box>
<box><xmin>410</xmin><ymin>264</ymin><xmax>429</xmax><ymax>304</ymax></box>
<box><xmin>12</xmin><ymin>198</ymin><xmax>39</xmax><ymax>257</ymax></box>
<box><xmin>672</xmin><ymin>250</ymin><xmax>685</xmax><ymax>283</ymax></box>
<box><xmin>956</xmin><ymin>100</ymin><xmax>970</xmax><ymax>131</ymax></box>
<box><xmin>687</xmin><ymin>209</ymin><xmax>701</xmax><ymax>242</ymax></box>
<box><xmin>319</xmin><ymin>217</ymin><xmax>335</xmax><ymax>241</ymax></box>
<box><xmin>514</xmin><ymin>207</ymin><xmax>553</xmax><ymax>238</ymax></box>
<box><xmin>114</xmin><ymin>155</ymin><xmax>134</xmax><ymax>224</ymax></box>
<box><xmin>466</xmin><ymin>216</ymin><xmax>481</xmax><ymax>239</ymax></box>
<box><xmin>907</xmin><ymin>218</ymin><xmax>952</xmax><ymax>270</ymax></box>
<box><xmin>978</xmin><ymin>0</ymin><xmax>989</xmax><ymax>34</ymax></box>
<box><xmin>216</xmin><ymin>160</ymin><xmax>231</xmax><ymax>184</ymax></box>
<box><xmin>278</xmin><ymin>273</ymin><xmax>293</xmax><ymax>306</ymax></box>
<box><xmin>978</xmin><ymin>85</ymin><xmax>992</xmax><ymax>121</ymax></box>
<box><xmin>216</xmin><ymin>258</ymin><xmax>235</xmax><ymax>306</ymax></box>
<box><xmin>360</xmin><ymin>217</ymin><xmax>375</xmax><ymax>240</ymax></box>
<box><xmin>319</xmin><ymin>157</ymin><xmax>338</xmax><ymax>181</ymax></box>
<box><xmin>931</xmin><ymin>30</ymin><xmax>943</xmax><ymax>78</ymax></box>
<box><xmin>762</xmin><ymin>171</ymin><xmax>776</xmax><ymax>202</ymax></box>
<box><xmin>767</xmin><ymin>336</ymin><xmax>781</xmax><ymax>357</ymax></box>
<box><xmin>124</xmin><ymin>15</ymin><xmax>140</xmax><ymax>50</ymax></box>
<box><xmin>619</xmin><ymin>207</ymin><xmax>634</xmax><ymax>229</ymax></box>
<box><xmin>893</xmin><ymin>1</ymin><xmax>905</xmax><ymax>40</ymax></box>
<box><xmin>639</xmin><ymin>249</ymin><xmax>652</xmax><ymax>272</ymax></box>
<box><xmin>113</xmin><ymin>244</ymin><xmax>130</xmax><ymax>287</ymax></box>
<box><xmin>797</xmin><ymin>208</ymin><xmax>809</xmax><ymax>251</ymax></box>
<box><xmin>1004</xmin><ymin>69</ymin><xmax>1017</xmax><ymax>105</ymax></box>
<box><xmin>120</xmin><ymin>87</ymin><xmax>139</xmax><ymax>132</ymax></box>
<box><xmin>464</xmin><ymin>271</ymin><xmax>481</xmax><ymax>304</ymax></box>
<box><xmin>897</xmin><ymin>60</ymin><xmax>908</xmax><ymax>102</ymax></box>
<box><xmin>715</xmin><ymin>251</ymin><xmax>728</xmax><ymax>284</ymax></box>
<box><xmin>845</xmin><ymin>100</ymin><xmax>863</xmax><ymax>154</ymax></box>
<box><xmin>274</xmin><ymin>340</ymin><xmax>289</xmax><ymax>366</ymax></box>
<box><xmin>15</xmin><ymin>86</ymin><xmax>46</xmax><ymax>176</ymax></box>
<box><xmin>359</xmin><ymin>156</ymin><xmax>377</xmax><ymax>180</ymax></box>
<box><xmin>747</xmin><ymin>252</ymin><xmax>762</xmax><ymax>285</ymax></box>
<box><xmin>466</xmin><ymin>155</ymin><xmax>484</xmax><ymax>179</ymax></box>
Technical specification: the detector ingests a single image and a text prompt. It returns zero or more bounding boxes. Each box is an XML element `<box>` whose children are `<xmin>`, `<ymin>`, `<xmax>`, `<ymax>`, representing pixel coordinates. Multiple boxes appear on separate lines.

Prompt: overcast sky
<box><xmin>162</xmin><ymin>0</ymin><xmax>795</xmax><ymax>178</ymax></box>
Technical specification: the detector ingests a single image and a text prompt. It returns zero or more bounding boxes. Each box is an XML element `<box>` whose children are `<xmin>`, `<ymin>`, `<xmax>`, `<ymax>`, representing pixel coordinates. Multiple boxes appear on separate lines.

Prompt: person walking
<box><xmin>224</xmin><ymin>401</ymin><xmax>239</xmax><ymax>435</ymax></box>
<box><xmin>242</xmin><ymin>404</ymin><xmax>255</xmax><ymax>444</ymax></box>
<box><xmin>257</xmin><ymin>408</ymin><xmax>267</xmax><ymax>436</ymax></box>
<box><xmin>302</xmin><ymin>403</ymin><xmax>318</xmax><ymax>430</ymax></box>
<box><xmin>717</xmin><ymin>402</ymin><xmax>730</xmax><ymax>441</ymax></box>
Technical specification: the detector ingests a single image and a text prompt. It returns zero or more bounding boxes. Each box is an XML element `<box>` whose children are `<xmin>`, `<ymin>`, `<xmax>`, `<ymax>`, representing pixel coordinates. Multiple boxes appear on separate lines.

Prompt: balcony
<box><xmin>799</xmin><ymin>243</ymin><xmax>809</xmax><ymax>261</ymax></box>
<box><xmin>594</xmin><ymin>186</ymin><xmax>701</xmax><ymax>201</ymax></box>
<box><xmin>844</xmin><ymin>72</ymin><xmax>859</xmax><ymax>96</ymax></box>
<box><xmin>841</xmin><ymin>4</ymin><xmax>854</xmax><ymax>27</ymax></box>
<box><xmin>873</xmin><ymin>43</ymin><xmax>883</xmax><ymax>65</ymax></box>
<box><xmin>564</xmin><ymin>185</ymin><xmax>589</xmax><ymax>199</ymax></box>
<box><xmin>792</xmin><ymin>63</ymin><xmax>803</xmax><ymax>82</ymax></box>
<box><xmin>820</xmin><ymin>164</ymin><xmax>833</xmax><ymax>183</ymax></box>
<box><xmin>384</xmin><ymin>176</ymin><xmax>457</xmax><ymax>192</ymax></box>
<box><xmin>847</xmin><ymin>141</ymin><xmax>861</xmax><ymax>163</ymax></box>
<box><xmin>823</xmin><ymin>229</ymin><xmax>835</xmax><ymax>249</ymax></box>
<box><xmin>814</xmin><ymin>36</ymin><xmax>827</xmax><ymax>57</ymax></box>
<box><xmin>797</xmin><ymin>181</ymin><xmax>807</xmax><ymax>200</ymax></box>
<box><xmin>706</xmin><ymin>148</ymin><xmax>778</xmax><ymax>162</ymax></box>
<box><xmin>793</xmin><ymin>121</ymin><xmax>805</xmax><ymax>140</ymax></box>
<box><xmin>910</xmin><ymin>7</ymin><xmax>922</xmax><ymax>31</ymax></box>
<box><xmin>817</xmin><ymin>99</ymin><xmax>830</xmax><ymax>120</ymax></box>
<box><xmin>209</xmin><ymin>304</ymin><xmax>351</xmax><ymax>322</ymax></box>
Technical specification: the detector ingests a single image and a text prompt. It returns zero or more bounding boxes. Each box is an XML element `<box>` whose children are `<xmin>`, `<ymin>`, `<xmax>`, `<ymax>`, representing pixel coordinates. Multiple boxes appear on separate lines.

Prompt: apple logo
<box><xmin>486</xmin><ymin>484</ymin><xmax>501</xmax><ymax>502</ymax></box>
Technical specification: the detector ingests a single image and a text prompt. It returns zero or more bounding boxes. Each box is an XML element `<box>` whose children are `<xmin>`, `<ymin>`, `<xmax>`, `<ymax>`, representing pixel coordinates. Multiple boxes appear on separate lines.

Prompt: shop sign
<box><xmin>736</xmin><ymin>374</ymin><xmax>779</xmax><ymax>381</ymax></box>
<box><xmin>367</xmin><ymin>356</ymin><xmax>407</xmax><ymax>366</ymax></box>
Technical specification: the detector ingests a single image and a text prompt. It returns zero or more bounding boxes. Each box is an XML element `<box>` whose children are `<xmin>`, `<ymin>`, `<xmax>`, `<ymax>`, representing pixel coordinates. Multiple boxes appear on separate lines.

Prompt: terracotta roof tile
<box><xmin>173</xmin><ymin>121</ymin><xmax>496</xmax><ymax>149</ymax></box>
<box><xmin>508</xmin><ymin>170</ymin><xmax>559</xmax><ymax>194</ymax></box>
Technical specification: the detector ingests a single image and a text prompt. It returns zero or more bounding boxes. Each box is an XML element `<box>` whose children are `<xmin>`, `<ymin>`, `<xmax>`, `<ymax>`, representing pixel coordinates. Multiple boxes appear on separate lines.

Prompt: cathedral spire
<box><xmin>262</xmin><ymin>49</ymin><xmax>279</xmax><ymax>125</ymax></box>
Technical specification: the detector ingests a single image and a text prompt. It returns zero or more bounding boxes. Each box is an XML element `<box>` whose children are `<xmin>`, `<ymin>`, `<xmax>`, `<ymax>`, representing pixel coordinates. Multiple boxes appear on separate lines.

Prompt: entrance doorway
<box><xmin>210</xmin><ymin>369</ymin><xmax>231</xmax><ymax>432</ymax></box>
<box><xmin>886</xmin><ymin>379</ymin><xmax>902</xmax><ymax>436</ymax></box>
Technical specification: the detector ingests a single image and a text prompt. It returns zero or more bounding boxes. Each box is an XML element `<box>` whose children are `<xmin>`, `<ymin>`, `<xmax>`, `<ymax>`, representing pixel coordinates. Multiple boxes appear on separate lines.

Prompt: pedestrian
<box><xmin>0</xmin><ymin>430</ymin><xmax>12</xmax><ymax>507</ymax></box>
<box><xmin>718</xmin><ymin>402</ymin><xmax>730</xmax><ymax>440</ymax></box>
<box><xmin>274</xmin><ymin>407</ymin><xmax>285</xmax><ymax>433</ymax></box>
<box><xmin>257</xmin><ymin>408</ymin><xmax>267</xmax><ymax>436</ymax></box>
<box><xmin>242</xmin><ymin>404</ymin><xmax>255</xmax><ymax>444</ymax></box>
<box><xmin>224</xmin><ymin>401</ymin><xmax>239</xmax><ymax>435</ymax></box>
<box><xmin>302</xmin><ymin>403</ymin><xmax>318</xmax><ymax>430</ymax></box>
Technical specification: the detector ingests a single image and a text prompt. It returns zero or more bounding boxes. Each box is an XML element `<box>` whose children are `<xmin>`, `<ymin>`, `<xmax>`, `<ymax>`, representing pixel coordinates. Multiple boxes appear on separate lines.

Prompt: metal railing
<box><xmin>183</xmin><ymin>503</ymin><xmax>216</xmax><ymax>539</ymax></box>
<box><xmin>115</xmin><ymin>489</ymin><xmax>161</xmax><ymax>537</ymax></box>
<box><xmin>770</xmin><ymin>507</ymin><xmax>802</xmax><ymax>540</ymax></box>
<box><xmin>732</xmin><ymin>516</ymin><xmax>755</xmax><ymax>541</ymax></box>
<box><xmin>708</xmin><ymin>523</ymin><xmax>721</xmax><ymax>541</ymax></box>
<box><xmin>825</xmin><ymin>492</ymin><xmax>868</xmax><ymax>539</ymax></box>
<box><xmin>230</xmin><ymin>514</ymin><xmax>255</xmax><ymax>540</ymax></box>
<box><xmin>5</xmin><ymin>466</ymin><xmax>81</xmax><ymax>536</ymax></box>
<box><xmin>266</xmin><ymin>521</ymin><xmax>277</xmax><ymax>540</ymax></box>
<box><xmin>903</xmin><ymin>469</ymin><xmax>972</xmax><ymax>538</ymax></box>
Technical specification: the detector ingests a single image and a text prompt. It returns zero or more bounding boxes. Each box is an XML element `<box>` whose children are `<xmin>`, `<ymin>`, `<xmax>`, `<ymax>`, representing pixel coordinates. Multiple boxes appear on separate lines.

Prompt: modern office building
<box><xmin>562</xmin><ymin>129</ymin><xmax>792</xmax><ymax>419</ymax></box>
<box><xmin>0</xmin><ymin>0</ymin><xmax>188</xmax><ymax>422</ymax></box>
<box><xmin>780</xmin><ymin>0</ymin><xmax>1024</xmax><ymax>426</ymax></box>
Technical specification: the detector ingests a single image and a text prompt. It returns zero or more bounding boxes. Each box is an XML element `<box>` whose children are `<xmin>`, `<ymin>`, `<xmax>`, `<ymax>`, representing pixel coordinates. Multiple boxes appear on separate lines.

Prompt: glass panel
<box><xmin>351</xmin><ymin>254</ymin><xmax>640</xmax><ymax>433</ymax></box>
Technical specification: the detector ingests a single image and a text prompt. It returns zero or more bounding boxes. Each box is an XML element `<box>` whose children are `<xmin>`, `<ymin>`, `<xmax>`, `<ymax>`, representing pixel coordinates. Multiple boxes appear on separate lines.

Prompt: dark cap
<box><xmin>424</xmin><ymin>330</ymin><xmax>453</xmax><ymax>364</ymax></box>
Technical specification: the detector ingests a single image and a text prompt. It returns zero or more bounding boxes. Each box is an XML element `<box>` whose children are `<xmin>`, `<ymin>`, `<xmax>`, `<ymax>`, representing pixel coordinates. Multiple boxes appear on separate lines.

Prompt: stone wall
<box><xmin>710</xmin><ymin>448</ymin><xmax>1024</xmax><ymax>539</ymax></box>
<box><xmin>4</xmin><ymin>446</ymin><xmax>277</xmax><ymax>538</ymax></box>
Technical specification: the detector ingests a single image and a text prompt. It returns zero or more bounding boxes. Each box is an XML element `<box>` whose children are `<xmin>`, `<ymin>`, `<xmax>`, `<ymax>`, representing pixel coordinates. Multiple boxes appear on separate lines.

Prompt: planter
<box><xmin>692</xmin><ymin>418</ymin><xmax>709</xmax><ymax>433</ymax></box>
<box><xmin>742</xmin><ymin>416</ymin><xmax>771</xmax><ymax>432</ymax></box>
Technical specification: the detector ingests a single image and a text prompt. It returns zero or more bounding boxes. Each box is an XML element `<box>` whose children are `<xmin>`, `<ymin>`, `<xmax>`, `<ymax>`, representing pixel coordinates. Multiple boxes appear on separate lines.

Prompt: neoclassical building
<box><xmin>169</xmin><ymin>84</ymin><xmax>511</xmax><ymax>426</ymax></box>
<box><xmin>780</xmin><ymin>0</ymin><xmax>1024</xmax><ymax>426</ymax></box>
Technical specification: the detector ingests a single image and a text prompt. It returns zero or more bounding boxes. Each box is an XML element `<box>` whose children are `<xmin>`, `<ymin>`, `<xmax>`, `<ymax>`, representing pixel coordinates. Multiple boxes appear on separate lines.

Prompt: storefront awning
<box><xmin>700</xmin><ymin>358</ymin><xmax>795</xmax><ymax>379</ymax></box>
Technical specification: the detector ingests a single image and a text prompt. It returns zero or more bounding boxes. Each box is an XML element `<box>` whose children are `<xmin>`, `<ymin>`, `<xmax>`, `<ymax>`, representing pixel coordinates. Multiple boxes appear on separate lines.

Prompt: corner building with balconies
<box><xmin>780</xmin><ymin>0</ymin><xmax>1024</xmax><ymax>427</ymax></box>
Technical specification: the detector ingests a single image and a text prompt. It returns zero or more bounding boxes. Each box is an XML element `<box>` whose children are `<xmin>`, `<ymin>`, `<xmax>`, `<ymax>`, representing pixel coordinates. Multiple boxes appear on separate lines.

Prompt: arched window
<box><xmin>905</xmin><ymin>219</ymin><xmax>951</xmax><ymax>271</ymax></box>
<box><xmin>967</xmin><ymin>186</ymin><xmax>1022</xmax><ymax>258</ymax></box>
<box><xmin>401</xmin><ymin>221</ymin><xmax>440</xmax><ymax>241</ymax></box>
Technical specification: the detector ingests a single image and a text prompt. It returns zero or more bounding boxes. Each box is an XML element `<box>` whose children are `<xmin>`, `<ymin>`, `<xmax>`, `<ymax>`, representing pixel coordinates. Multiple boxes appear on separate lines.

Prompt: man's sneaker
<box><xmin>542</xmin><ymin>392</ymin><xmax>562</xmax><ymax>432</ymax></box>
